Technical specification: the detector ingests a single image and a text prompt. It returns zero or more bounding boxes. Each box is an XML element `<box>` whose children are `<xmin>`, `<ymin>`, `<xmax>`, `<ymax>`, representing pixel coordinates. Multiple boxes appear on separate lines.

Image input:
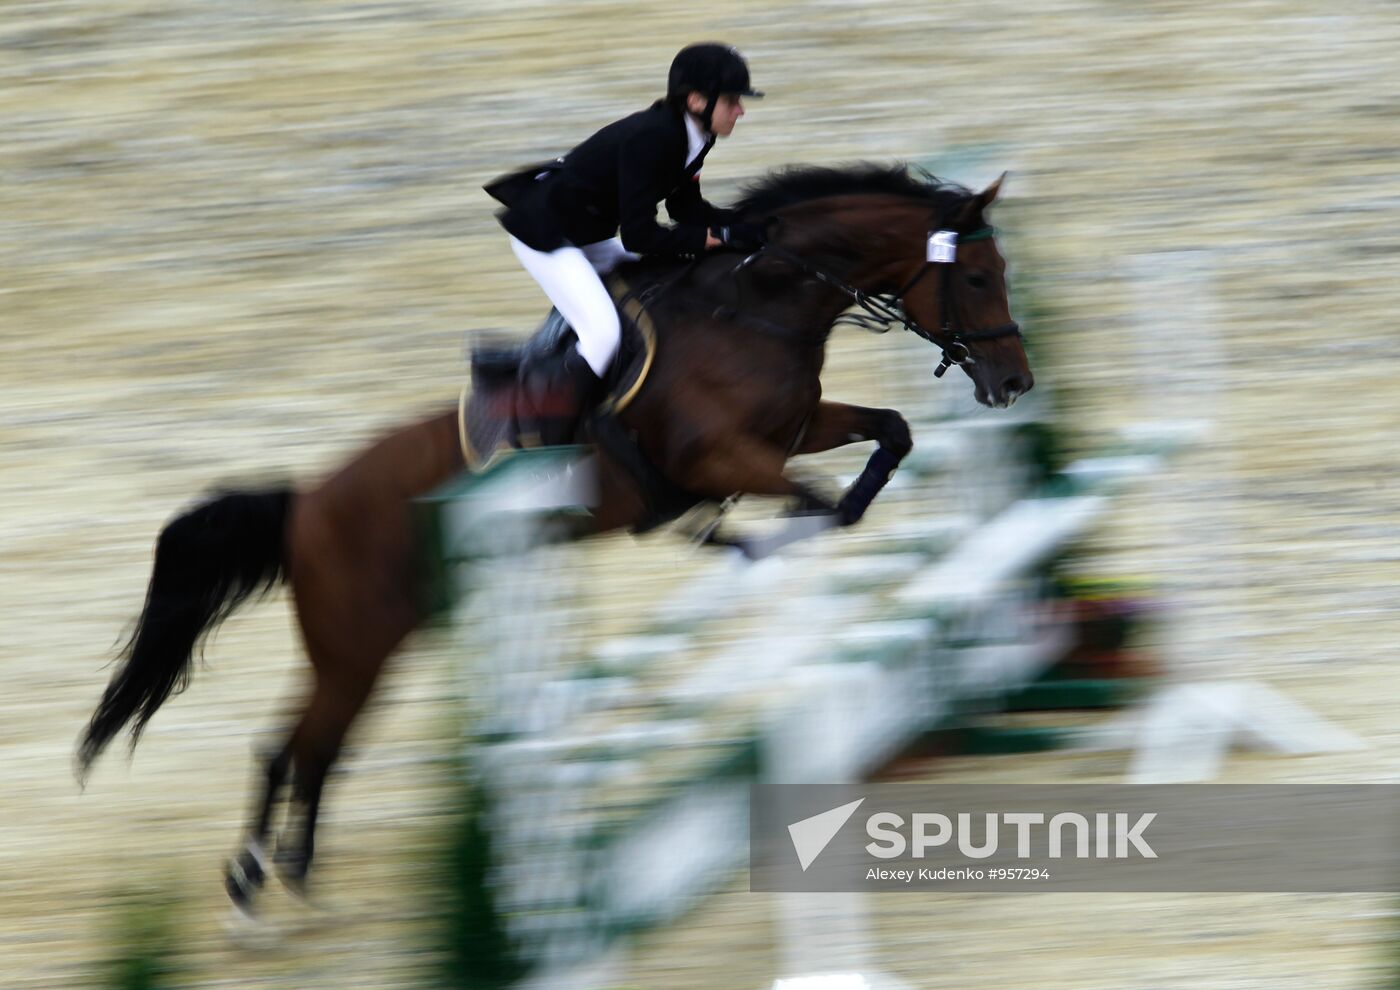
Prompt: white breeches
<box><xmin>509</xmin><ymin>235</ymin><xmax>640</xmax><ymax>376</ymax></box>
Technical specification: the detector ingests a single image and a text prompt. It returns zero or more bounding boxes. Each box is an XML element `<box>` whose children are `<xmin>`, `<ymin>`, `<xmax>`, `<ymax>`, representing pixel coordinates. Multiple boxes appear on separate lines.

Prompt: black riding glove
<box><xmin>718</xmin><ymin>221</ymin><xmax>768</xmax><ymax>252</ymax></box>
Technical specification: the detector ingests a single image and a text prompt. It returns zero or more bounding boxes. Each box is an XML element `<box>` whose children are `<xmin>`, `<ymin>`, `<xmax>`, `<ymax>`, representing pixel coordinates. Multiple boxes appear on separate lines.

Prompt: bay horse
<box><xmin>77</xmin><ymin>164</ymin><xmax>1031</xmax><ymax>916</ymax></box>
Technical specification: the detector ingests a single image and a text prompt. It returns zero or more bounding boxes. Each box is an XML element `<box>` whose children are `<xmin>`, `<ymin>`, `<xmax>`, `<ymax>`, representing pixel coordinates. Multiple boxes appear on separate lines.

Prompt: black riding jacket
<box><xmin>491</xmin><ymin>100</ymin><xmax>738</xmax><ymax>259</ymax></box>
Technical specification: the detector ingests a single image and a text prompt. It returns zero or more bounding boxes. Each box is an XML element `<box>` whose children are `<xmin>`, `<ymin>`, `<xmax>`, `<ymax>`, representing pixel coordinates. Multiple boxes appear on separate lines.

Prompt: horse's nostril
<box><xmin>1002</xmin><ymin>375</ymin><xmax>1027</xmax><ymax>396</ymax></box>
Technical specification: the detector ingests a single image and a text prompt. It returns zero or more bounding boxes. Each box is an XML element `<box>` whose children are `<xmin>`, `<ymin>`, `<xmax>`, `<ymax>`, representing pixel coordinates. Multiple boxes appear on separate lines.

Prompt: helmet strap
<box><xmin>701</xmin><ymin>92</ymin><xmax>719</xmax><ymax>132</ymax></box>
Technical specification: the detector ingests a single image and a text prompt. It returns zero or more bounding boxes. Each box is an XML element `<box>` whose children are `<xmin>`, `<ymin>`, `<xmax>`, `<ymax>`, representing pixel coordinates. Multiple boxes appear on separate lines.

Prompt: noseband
<box><xmin>749</xmin><ymin>226</ymin><xmax>1022</xmax><ymax>377</ymax></box>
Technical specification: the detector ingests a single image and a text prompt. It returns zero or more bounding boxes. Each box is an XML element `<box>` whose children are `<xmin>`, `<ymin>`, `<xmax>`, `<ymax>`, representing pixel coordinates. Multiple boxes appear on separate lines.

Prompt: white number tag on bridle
<box><xmin>927</xmin><ymin>230</ymin><xmax>958</xmax><ymax>263</ymax></box>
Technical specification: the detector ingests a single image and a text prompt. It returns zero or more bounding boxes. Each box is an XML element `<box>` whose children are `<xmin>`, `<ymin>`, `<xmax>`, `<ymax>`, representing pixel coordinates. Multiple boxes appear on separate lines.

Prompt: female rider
<box><xmin>486</xmin><ymin>43</ymin><xmax>766</xmax><ymax>440</ymax></box>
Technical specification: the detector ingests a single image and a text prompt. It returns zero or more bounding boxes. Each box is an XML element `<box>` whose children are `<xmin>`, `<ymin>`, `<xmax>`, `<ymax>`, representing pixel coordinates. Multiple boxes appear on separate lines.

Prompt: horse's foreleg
<box><xmin>793</xmin><ymin>401</ymin><xmax>912</xmax><ymax>525</ymax></box>
<box><xmin>672</xmin><ymin>434</ymin><xmax>836</xmax><ymax>510</ymax></box>
<box><xmin>669</xmin><ymin>435</ymin><xmax>840</xmax><ymax>558</ymax></box>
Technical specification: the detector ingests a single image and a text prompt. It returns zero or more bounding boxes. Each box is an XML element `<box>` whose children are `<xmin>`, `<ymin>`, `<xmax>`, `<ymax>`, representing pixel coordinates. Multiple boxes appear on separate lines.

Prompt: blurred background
<box><xmin>3</xmin><ymin>0</ymin><xmax>1399</xmax><ymax>987</ymax></box>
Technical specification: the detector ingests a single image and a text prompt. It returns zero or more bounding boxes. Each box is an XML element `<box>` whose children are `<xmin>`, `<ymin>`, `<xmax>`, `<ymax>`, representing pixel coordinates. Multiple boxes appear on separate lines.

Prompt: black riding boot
<box><xmin>517</xmin><ymin>344</ymin><xmax>604</xmax><ymax>447</ymax></box>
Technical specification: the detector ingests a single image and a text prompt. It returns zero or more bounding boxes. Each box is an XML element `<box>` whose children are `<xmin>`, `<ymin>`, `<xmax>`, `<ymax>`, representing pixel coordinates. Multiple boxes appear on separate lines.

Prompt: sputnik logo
<box><xmin>787</xmin><ymin>798</ymin><xmax>865</xmax><ymax>871</ymax></box>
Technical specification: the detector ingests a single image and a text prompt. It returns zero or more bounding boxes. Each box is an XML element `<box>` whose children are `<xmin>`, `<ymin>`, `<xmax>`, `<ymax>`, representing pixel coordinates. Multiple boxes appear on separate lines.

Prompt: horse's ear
<box><xmin>958</xmin><ymin>172</ymin><xmax>1007</xmax><ymax>224</ymax></box>
<box><xmin>980</xmin><ymin>171</ymin><xmax>1007</xmax><ymax>208</ymax></box>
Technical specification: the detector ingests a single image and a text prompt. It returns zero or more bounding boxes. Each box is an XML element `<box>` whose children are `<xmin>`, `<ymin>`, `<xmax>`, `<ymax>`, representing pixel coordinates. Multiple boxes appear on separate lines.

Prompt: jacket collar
<box><xmin>648</xmin><ymin>100</ymin><xmax>715</xmax><ymax>176</ymax></box>
<box><xmin>683</xmin><ymin>112</ymin><xmax>711</xmax><ymax>167</ymax></box>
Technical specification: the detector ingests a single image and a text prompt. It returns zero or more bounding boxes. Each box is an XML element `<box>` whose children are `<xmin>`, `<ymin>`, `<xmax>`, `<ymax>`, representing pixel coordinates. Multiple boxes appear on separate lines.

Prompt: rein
<box><xmin>742</xmin><ymin>225</ymin><xmax>1022</xmax><ymax>377</ymax></box>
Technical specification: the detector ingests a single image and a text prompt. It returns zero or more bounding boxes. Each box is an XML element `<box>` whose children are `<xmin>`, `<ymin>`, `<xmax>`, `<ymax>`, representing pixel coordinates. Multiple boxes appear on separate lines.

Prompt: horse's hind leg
<box><xmin>225</xmin><ymin>739</ymin><xmax>294</xmax><ymax>916</ymax></box>
<box><xmin>273</xmin><ymin>566</ymin><xmax>418</xmax><ymax>900</ymax></box>
<box><xmin>273</xmin><ymin>680</ymin><xmax>368</xmax><ymax>898</ymax></box>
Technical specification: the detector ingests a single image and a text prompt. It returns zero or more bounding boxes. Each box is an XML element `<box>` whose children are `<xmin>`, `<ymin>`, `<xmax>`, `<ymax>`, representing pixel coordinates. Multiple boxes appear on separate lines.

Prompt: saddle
<box><xmin>462</xmin><ymin>273</ymin><xmax>708</xmax><ymax>532</ymax></box>
<box><xmin>462</xmin><ymin>276</ymin><xmax>654</xmax><ymax>465</ymax></box>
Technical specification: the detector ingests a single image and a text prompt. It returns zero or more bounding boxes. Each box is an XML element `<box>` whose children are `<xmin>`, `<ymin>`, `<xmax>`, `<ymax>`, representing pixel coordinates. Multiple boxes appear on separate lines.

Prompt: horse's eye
<box><xmin>966</xmin><ymin>273</ymin><xmax>990</xmax><ymax>291</ymax></box>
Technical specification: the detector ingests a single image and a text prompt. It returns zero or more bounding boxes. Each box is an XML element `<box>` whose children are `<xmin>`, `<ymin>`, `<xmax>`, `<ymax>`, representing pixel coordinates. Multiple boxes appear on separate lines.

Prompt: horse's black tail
<box><xmin>77</xmin><ymin>488</ymin><xmax>294</xmax><ymax>780</ymax></box>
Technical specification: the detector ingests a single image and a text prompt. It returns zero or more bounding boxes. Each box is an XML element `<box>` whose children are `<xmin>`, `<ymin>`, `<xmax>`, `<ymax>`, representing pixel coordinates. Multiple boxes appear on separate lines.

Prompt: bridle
<box><xmin>744</xmin><ymin>225</ymin><xmax>1022</xmax><ymax>378</ymax></box>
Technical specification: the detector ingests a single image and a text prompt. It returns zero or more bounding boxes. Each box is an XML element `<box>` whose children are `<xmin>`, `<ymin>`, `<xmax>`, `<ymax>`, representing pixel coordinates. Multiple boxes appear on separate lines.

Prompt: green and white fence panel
<box><xmin>416</xmin><ymin>410</ymin><xmax>1184</xmax><ymax>987</ymax></box>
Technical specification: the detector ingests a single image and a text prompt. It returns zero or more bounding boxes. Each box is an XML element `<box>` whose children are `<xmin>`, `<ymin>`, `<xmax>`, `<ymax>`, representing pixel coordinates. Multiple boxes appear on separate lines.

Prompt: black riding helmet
<box><xmin>667</xmin><ymin>43</ymin><xmax>763</xmax><ymax>130</ymax></box>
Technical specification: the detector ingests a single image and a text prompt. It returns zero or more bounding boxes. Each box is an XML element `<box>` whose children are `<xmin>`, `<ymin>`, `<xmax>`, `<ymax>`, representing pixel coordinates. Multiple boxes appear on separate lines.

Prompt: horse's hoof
<box><xmin>225</xmin><ymin>874</ymin><xmax>256</xmax><ymax>919</ymax></box>
<box><xmin>273</xmin><ymin>849</ymin><xmax>311</xmax><ymax>900</ymax></box>
<box><xmin>224</xmin><ymin>846</ymin><xmax>267</xmax><ymax>916</ymax></box>
<box><xmin>278</xmin><ymin>867</ymin><xmax>337</xmax><ymax>925</ymax></box>
<box><xmin>730</xmin><ymin>540</ymin><xmax>760</xmax><ymax>562</ymax></box>
<box><xmin>836</xmin><ymin>501</ymin><xmax>863</xmax><ymax>527</ymax></box>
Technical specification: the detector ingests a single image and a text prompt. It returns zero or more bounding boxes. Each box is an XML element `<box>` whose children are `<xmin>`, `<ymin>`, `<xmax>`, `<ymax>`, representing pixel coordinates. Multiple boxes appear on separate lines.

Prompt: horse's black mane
<box><xmin>615</xmin><ymin>163</ymin><xmax>982</xmax><ymax>295</ymax></box>
<box><xmin>732</xmin><ymin>163</ymin><xmax>974</xmax><ymax>219</ymax></box>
